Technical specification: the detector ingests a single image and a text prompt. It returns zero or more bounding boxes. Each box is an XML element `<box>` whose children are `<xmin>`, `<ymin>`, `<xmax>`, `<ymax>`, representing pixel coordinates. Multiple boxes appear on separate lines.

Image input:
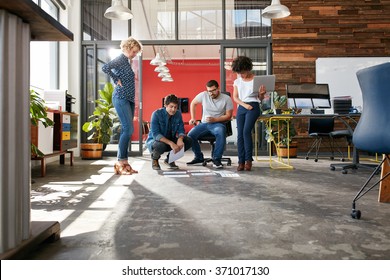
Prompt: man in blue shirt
<box><xmin>146</xmin><ymin>94</ymin><xmax>192</xmax><ymax>170</ymax></box>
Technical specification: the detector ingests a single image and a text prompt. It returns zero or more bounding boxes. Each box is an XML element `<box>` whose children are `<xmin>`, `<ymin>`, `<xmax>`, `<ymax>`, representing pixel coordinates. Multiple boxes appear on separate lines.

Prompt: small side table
<box><xmin>255</xmin><ymin>115</ymin><xmax>294</xmax><ymax>170</ymax></box>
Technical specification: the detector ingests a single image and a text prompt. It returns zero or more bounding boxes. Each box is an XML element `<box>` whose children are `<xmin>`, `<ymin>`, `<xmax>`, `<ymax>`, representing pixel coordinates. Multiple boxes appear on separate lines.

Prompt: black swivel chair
<box><xmin>305</xmin><ymin>118</ymin><xmax>346</xmax><ymax>162</ymax></box>
<box><xmin>346</xmin><ymin>62</ymin><xmax>390</xmax><ymax>219</ymax></box>
<box><xmin>329</xmin><ymin>116</ymin><xmax>376</xmax><ymax>174</ymax></box>
<box><xmin>198</xmin><ymin>121</ymin><xmax>233</xmax><ymax>166</ymax></box>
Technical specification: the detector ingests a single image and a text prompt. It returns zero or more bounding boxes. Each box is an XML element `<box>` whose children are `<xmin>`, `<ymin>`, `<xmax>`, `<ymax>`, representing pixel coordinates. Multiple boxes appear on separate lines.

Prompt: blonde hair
<box><xmin>120</xmin><ymin>37</ymin><xmax>143</xmax><ymax>52</ymax></box>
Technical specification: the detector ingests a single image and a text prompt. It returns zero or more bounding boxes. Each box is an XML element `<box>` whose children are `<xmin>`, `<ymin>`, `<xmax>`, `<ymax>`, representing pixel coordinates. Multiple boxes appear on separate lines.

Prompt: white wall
<box><xmin>66</xmin><ymin>0</ymin><xmax>82</xmax><ymax>157</ymax></box>
<box><xmin>316</xmin><ymin>57</ymin><xmax>390</xmax><ymax>113</ymax></box>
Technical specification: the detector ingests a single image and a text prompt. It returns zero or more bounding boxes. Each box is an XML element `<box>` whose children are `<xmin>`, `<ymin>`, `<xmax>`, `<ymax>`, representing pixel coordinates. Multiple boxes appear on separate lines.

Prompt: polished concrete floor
<box><xmin>26</xmin><ymin>150</ymin><xmax>390</xmax><ymax>260</ymax></box>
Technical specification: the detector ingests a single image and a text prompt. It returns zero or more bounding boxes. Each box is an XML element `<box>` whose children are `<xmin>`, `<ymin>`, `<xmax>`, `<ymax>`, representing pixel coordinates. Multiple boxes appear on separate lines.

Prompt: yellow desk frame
<box><xmin>255</xmin><ymin>115</ymin><xmax>294</xmax><ymax>170</ymax></box>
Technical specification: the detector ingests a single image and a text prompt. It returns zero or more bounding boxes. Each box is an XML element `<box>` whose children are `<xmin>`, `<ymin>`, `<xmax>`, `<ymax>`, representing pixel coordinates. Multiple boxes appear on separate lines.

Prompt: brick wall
<box><xmin>272</xmin><ymin>0</ymin><xmax>390</xmax><ymax>93</ymax></box>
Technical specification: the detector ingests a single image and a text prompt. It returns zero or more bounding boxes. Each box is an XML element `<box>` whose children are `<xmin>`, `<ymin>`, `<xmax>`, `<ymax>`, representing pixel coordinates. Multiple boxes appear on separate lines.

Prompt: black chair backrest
<box><xmin>308</xmin><ymin>118</ymin><xmax>334</xmax><ymax>134</ymax></box>
<box><xmin>225</xmin><ymin>121</ymin><xmax>233</xmax><ymax>137</ymax></box>
<box><xmin>354</xmin><ymin>62</ymin><xmax>390</xmax><ymax>154</ymax></box>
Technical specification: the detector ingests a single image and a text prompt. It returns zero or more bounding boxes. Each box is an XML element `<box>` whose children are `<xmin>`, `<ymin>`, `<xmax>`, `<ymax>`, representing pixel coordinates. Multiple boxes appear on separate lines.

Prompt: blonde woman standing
<box><xmin>102</xmin><ymin>37</ymin><xmax>143</xmax><ymax>175</ymax></box>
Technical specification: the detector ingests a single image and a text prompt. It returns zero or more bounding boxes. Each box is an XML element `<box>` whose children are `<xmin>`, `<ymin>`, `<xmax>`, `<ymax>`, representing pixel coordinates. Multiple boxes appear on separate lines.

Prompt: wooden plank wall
<box><xmin>272</xmin><ymin>0</ymin><xmax>390</xmax><ymax>94</ymax></box>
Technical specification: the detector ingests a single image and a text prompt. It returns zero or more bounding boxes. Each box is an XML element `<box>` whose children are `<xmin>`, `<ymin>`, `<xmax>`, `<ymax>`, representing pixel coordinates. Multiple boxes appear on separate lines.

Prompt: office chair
<box><xmin>347</xmin><ymin>62</ymin><xmax>390</xmax><ymax>219</ymax></box>
<box><xmin>329</xmin><ymin>116</ymin><xmax>376</xmax><ymax>174</ymax></box>
<box><xmin>198</xmin><ymin>121</ymin><xmax>233</xmax><ymax>166</ymax></box>
<box><xmin>305</xmin><ymin>118</ymin><xmax>346</xmax><ymax>162</ymax></box>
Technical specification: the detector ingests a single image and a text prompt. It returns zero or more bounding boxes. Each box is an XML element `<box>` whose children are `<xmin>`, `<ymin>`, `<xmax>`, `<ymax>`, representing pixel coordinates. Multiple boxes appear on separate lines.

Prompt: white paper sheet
<box><xmin>168</xmin><ymin>146</ymin><xmax>184</xmax><ymax>163</ymax></box>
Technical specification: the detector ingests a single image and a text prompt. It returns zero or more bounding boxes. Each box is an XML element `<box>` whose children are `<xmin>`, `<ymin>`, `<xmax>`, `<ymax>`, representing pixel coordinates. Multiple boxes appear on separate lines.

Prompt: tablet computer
<box><xmin>253</xmin><ymin>75</ymin><xmax>276</xmax><ymax>94</ymax></box>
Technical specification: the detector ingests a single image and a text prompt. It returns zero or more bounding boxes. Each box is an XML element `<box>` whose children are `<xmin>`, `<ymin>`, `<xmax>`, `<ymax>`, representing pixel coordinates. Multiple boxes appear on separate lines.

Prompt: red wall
<box><xmin>133</xmin><ymin>59</ymin><xmax>237</xmax><ymax>140</ymax></box>
<box><xmin>143</xmin><ymin>59</ymin><xmax>220</xmax><ymax>122</ymax></box>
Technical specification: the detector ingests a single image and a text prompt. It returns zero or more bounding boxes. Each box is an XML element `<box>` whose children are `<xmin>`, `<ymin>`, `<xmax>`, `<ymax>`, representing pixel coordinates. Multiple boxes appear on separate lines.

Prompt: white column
<box><xmin>0</xmin><ymin>9</ymin><xmax>31</xmax><ymax>254</ymax></box>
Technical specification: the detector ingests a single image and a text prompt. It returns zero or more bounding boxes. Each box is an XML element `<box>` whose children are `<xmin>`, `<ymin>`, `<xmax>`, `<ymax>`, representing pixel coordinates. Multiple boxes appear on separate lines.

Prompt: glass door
<box><xmin>220</xmin><ymin>45</ymin><xmax>272</xmax><ymax>154</ymax></box>
<box><xmin>221</xmin><ymin>45</ymin><xmax>271</xmax><ymax>93</ymax></box>
<box><xmin>82</xmin><ymin>44</ymin><xmax>144</xmax><ymax>157</ymax></box>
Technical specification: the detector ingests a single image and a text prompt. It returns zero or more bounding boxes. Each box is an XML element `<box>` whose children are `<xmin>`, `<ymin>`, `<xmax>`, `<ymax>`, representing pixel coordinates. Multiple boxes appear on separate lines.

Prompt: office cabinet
<box><xmin>53</xmin><ymin>112</ymin><xmax>78</xmax><ymax>151</ymax></box>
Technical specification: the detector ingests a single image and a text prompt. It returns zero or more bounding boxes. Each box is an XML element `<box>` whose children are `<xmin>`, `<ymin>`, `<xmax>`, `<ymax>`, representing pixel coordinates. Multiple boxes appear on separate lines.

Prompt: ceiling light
<box><xmin>162</xmin><ymin>76</ymin><xmax>174</xmax><ymax>82</ymax></box>
<box><xmin>262</xmin><ymin>0</ymin><xmax>290</xmax><ymax>19</ymax></box>
<box><xmin>154</xmin><ymin>65</ymin><xmax>169</xmax><ymax>73</ymax></box>
<box><xmin>104</xmin><ymin>0</ymin><xmax>133</xmax><ymax>20</ymax></box>
<box><xmin>158</xmin><ymin>72</ymin><xmax>171</xmax><ymax>78</ymax></box>
<box><xmin>150</xmin><ymin>53</ymin><xmax>163</xmax><ymax>65</ymax></box>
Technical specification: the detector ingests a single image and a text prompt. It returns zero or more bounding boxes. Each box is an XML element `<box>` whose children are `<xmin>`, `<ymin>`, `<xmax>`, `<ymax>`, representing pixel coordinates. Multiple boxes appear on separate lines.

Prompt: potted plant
<box><xmin>81</xmin><ymin>82</ymin><xmax>117</xmax><ymax>159</ymax></box>
<box><xmin>30</xmin><ymin>89</ymin><xmax>54</xmax><ymax>157</ymax></box>
<box><xmin>265</xmin><ymin>117</ymin><xmax>297</xmax><ymax>158</ymax></box>
<box><xmin>272</xmin><ymin>91</ymin><xmax>287</xmax><ymax>114</ymax></box>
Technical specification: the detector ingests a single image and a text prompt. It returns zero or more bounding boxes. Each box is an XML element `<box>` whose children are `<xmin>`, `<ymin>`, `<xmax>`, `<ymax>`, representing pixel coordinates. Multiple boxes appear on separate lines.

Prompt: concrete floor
<box><xmin>26</xmin><ymin>150</ymin><xmax>390</xmax><ymax>260</ymax></box>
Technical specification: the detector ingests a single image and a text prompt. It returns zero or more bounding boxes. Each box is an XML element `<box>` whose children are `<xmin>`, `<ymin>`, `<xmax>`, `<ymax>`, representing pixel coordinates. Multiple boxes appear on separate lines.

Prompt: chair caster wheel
<box><xmin>330</xmin><ymin>166</ymin><xmax>335</xmax><ymax>171</ymax></box>
<box><xmin>341</xmin><ymin>158</ymin><xmax>345</xmax><ymax>162</ymax></box>
<box><xmin>305</xmin><ymin>157</ymin><xmax>309</xmax><ymax>160</ymax></box>
<box><xmin>342</xmin><ymin>169</ymin><xmax>348</xmax><ymax>174</ymax></box>
<box><xmin>314</xmin><ymin>159</ymin><xmax>318</xmax><ymax>162</ymax></box>
<box><xmin>351</xmin><ymin>209</ymin><xmax>361</xmax><ymax>219</ymax></box>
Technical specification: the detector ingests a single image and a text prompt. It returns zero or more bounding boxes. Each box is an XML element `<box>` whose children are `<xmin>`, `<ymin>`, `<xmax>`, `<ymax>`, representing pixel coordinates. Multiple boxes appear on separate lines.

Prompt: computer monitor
<box><xmin>286</xmin><ymin>83</ymin><xmax>331</xmax><ymax>109</ymax></box>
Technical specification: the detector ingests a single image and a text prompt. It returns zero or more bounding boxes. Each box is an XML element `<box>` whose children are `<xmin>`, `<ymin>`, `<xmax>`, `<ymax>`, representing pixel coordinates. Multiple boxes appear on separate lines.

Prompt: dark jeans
<box><xmin>151</xmin><ymin>136</ymin><xmax>192</xmax><ymax>160</ymax></box>
<box><xmin>236</xmin><ymin>102</ymin><xmax>261</xmax><ymax>163</ymax></box>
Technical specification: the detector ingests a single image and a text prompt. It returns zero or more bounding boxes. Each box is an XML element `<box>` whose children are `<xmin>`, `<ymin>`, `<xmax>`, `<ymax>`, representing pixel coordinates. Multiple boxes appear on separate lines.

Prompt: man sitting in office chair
<box><xmin>187</xmin><ymin>80</ymin><xmax>234</xmax><ymax>169</ymax></box>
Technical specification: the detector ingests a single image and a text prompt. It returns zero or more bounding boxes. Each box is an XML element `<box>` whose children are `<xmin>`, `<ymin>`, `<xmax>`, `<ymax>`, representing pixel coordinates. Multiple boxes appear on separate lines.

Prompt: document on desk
<box><xmin>168</xmin><ymin>146</ymin><xmax>184</xmax><ymax>163</ymax></box>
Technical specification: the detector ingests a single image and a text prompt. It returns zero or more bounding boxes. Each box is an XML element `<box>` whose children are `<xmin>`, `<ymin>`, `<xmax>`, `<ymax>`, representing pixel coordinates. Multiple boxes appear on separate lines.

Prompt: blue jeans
<box><xmin>188</xmin><ymin>122</ymin><xmax>226</xmax><ymax>161</ymax></box>
<box><xmin>113</xmin><ymin>95</ymin><xmax>135</xmax><ymax>161</ymax></box>
<box><xmin>236</xmin><ymin>102</ymin><xmax>261</xmax><ymax>163</ymax></box>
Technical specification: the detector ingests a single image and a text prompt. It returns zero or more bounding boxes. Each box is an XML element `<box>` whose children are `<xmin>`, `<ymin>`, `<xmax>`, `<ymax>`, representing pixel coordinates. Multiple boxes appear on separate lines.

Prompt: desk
<box><xmin>379</xmin><ymin>154</ymin><xmax>390</xmax><ymax>203</ymax></box>
<box><xmin>255</xmin><ymin>113</ymin><xmax>359</xmax><ymax>169</ymax></box>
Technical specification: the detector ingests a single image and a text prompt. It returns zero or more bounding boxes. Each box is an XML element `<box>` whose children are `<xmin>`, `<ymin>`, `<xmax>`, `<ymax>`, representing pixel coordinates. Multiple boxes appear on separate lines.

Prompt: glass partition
<box><xmin>178</xmin><ymin>0</ymin><xmax>223</xmax><ymax>40</ymax></box>
<box><xmin>132</xmin><ymin>0</ymin><xmax>176</xmax><ymax>40</ymax></box>
<box><xmin>225</xmin><ymin>0</ymin><xmax>271</xmax><ymax>40</ymax></box>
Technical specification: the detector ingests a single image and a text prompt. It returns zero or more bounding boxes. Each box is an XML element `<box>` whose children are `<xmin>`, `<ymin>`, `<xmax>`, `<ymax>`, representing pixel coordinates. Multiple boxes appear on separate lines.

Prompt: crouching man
<box><xmin>146</xmin><ymin>94</ymin><xmax>192</xmax><ymax>170</ymax></box>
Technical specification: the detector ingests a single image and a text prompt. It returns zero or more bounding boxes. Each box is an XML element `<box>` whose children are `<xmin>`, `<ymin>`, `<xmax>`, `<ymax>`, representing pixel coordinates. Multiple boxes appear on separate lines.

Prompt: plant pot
<box><xmin>80</xmin><ymin>143</ymin><xmax>103</xmax><ymax>159</ymax></box>
<box><xmin>274</xmin><ymin>108</ymin><xmax>282</xmax><ymax>114</ymax></box>
<box><xmin>276</xmin><ymin>142</ymin><xmax>298</xmax><ymax>158</ymax></box>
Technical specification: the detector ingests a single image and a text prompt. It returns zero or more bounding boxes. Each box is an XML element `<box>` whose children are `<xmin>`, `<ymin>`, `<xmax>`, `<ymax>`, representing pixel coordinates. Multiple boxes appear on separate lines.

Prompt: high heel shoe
<box><xmin>244</xmin><ymin>160</ymin><xmax>252</xmax><ymax>171</ymax></box>
<box><xmin>114</xmin><ymin>163</ymin><xmax>133</xmax><ymax>175</ymax></box>
<box><xmin>124</xmin><ymin>163</ymin><xmax>138</xmax><ymax>174</ymax></box>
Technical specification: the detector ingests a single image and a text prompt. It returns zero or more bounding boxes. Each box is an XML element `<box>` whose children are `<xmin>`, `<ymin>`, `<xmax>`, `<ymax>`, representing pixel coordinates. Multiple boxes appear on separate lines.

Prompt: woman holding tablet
<box><xmin>231</xmin><ymin>56</ymin><xmax>267</xmax><ymax>171</ymax></box>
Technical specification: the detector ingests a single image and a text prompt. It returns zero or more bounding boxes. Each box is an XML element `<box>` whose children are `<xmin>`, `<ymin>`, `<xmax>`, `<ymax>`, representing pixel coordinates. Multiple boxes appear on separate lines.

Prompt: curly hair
<box><xmin>120</xmin><ymin>37</ymin><xmax>143</xmax><ymax>52</ymax></box>
<box><xmin>231</xmin><ymin>56</ymin><xmax>253</xmax><ymax>73</ymax></box>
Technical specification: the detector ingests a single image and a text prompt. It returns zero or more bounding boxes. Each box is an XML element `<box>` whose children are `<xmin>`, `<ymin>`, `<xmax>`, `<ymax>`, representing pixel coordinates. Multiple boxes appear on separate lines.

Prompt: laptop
<box><xmin>252</xmin><ymin>75</ymin><xmax>276</xmax><ymax>95</ymax></box>
<box><xmin>252</xmin><ymin>75</ymin><xmax>276</xmax><ymax>110</ymax></box>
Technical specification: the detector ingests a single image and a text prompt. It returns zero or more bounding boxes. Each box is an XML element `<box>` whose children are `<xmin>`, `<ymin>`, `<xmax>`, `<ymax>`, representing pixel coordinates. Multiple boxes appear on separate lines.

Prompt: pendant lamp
<box><xmin>158</xmin><ymin>72</ymin><xmax>171</xmax><ymax>78</ymax></box>
<box><xmin>262</xmin><ymin>0</ymin><xmax>290</xmax><ymax>19</ymax></box>
<box><xmin>150</xmin><ymin>53</ymin><xmax>163</xmax><ymax>65</ymax></box>
<box><xmin>104</xmin><ymin>0</ymin><xmax>133</xmax><ymax>20</ymax></box>
<box><xmin>162</xmin><ymin>76</ymin><xmax>174</xmax><ymax>82</ymax></box>
<box><xmin>154</xmin><ymin>65</ymin><xmax>169</xmax><ymax>73</ymax></box>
